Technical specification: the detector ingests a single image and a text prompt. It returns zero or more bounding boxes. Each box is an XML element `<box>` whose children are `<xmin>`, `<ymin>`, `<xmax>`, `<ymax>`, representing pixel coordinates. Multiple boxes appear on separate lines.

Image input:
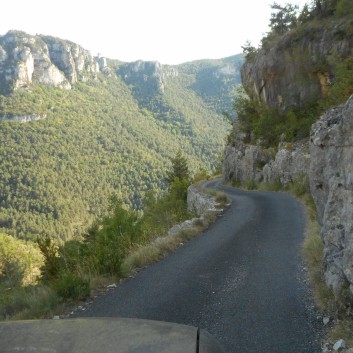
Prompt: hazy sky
<box><xmin>0</xmin><ymin>0</ymin><xmax>309</xmax><ymax>65</ymax></box>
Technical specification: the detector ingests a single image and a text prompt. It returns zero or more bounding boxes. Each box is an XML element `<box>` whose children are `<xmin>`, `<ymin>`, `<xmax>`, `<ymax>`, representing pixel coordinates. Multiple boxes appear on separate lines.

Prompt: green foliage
<box><xmin>234</xmin><ymin>87</ymin><xmax>320</xmax><ymax>147</ymax></box>
<box><xmin>335</xmin><ymin>0</ymin><xmax>353</xmax><ymax>17</ymax></box>
<box><xmin>193</xmin><ymin>168</ymin><xmax>210</xmax><ymax>183</ymax></box>
<box><xmin>83</xmin><ymin>196</ymin><xmax>142</xmax><ymax>276</ymax></box>
<box><xmin>0</xmin><ymin>67</ymin><xmax>231</xmax><ymax>241</ymax></box>
<box><xmin>37</xmin><ymin>236</ymin><xmax>61</xmax><ymax>282</ymax></box>
<box><xmin>310</xmin><ymin>0</ymin><xmax>338</xmax><ymax>17</ymax></box>
<box><xmin>0</xmin><ymin>234</ymin><xmax>42</xmax><ymax>287</ymax></box>
<box><xmin>320</xmin><ymin>57</ymin><xmax>353</xmax><ymax>110</ymax></box>
<box><xmin>269</xmin><ymin>2</ymin><xmax>299</xmax><ymax>34</ymax></box>
<box><xmin>241</xmin><ymin>41</ymin><xmax>257</xmax><ymax>62</ymax></box>
<box><xmin>285</xmin><ymin>174</ymin><xmax>310</xmax><ymax>197</ymax></box>
<box><xmin>166</xmin><ymin>150</ymin><xmax>191</xmax><ymax>185</ymax></box>
<box><xmin>0</xmin><ymin>284</ymin><xmax>61</xmax><ymax>320</ymax></box>
<box><xmin>52</xmin><ymin>273</ymin><xmax>90</xmax><ymax>301</ymax></box>
<box><xmin>177</xmin><ymin>55</ymin><xmax>243</xmax><ymax>115</ymax></box>
<box><xmin>244</xmin><ymin>179</ymin><xmax>258</xmax><ymax>190</ymax></box>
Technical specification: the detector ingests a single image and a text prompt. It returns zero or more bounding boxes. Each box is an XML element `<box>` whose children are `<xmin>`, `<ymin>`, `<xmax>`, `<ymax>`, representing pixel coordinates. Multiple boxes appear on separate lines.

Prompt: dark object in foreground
<box><xmin>0</xmin><ymin>317</ymin><xmax>224</xmax><ymax>353</ymax></box>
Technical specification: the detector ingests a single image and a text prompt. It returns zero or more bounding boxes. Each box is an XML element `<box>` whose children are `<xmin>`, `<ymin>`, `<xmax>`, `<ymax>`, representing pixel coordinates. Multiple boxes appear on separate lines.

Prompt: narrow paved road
<box><xmin>73</xmin><ymin>182</ymin><xmax>322</xmax><ymax>353</ymax></box>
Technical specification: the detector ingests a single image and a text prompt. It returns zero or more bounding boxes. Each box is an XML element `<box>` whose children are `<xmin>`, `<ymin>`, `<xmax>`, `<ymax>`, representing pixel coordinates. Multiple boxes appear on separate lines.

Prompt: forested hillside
<box><xmin>0</xmin><ymin>31</ymin><xmax>243</xmax><ymax>241</ymax></box>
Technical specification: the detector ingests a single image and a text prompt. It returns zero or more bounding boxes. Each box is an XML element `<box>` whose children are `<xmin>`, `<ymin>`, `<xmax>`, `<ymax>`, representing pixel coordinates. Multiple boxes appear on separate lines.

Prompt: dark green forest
<box><xmin>0</xmin><ymin>55</ymin><xmax>242</xmax><ymax>241</ymax></box>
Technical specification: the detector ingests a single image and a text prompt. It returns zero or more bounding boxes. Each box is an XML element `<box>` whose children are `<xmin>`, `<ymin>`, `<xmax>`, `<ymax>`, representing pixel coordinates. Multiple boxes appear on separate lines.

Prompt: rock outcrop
<box><xmin>223</xmin><ymin>131</ymin><xmax>268</xmax><ymax>183</ymax></box>
<box><xmin>241</xmin><ymin>18</ymin><xmax>353</xmax><ymax>111</ymax></box>
<box><xmin>167</xmin><ymin>183</ymin><xmax>224</xmax><ymax>237</ymax></box>
<box><xmin>0</xmin><ymin>31</ymin><xmax>104</xmax><ymax>93</ymax></box>
<box><xmin>222</xmin><ymin>94</ymin><xmax>353</xmax><ymax>294</ymax></box>
<box><xmin>310</xmin><ymin>94</ymin><xmax>353</xmax><ymax>294</ymax></box>
<box><xmin>263</xmin><ymin>141</ymin><xmax>310</xmax><ymax>185</ymax></box>
<box><xmin>119</xmin><ymin>60</ymin><xmax>178</xmax><ymax>94</ymax></box>
<box><xmin>187</xmin><ymin>184</ymin><xmax>220</xmax><ymax>216</ymax></box>
<box><xmin>223</xmin><ymin>136</ymin><xmax>309</xmax><ymax>186</ymax></box>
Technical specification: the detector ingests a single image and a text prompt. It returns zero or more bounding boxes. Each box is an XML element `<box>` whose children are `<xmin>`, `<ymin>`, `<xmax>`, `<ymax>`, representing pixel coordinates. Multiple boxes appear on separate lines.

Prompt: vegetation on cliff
<box><xmin>234</xmin><ymin>0</ymin><xmax>353</xmax><ymax>148</ymax></box>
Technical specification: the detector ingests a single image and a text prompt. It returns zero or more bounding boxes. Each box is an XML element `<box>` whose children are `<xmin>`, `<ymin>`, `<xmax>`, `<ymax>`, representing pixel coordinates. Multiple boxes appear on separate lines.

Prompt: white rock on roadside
<box><xmin>323</xmin><ymin>317</ymin><xmax>330</xmax><ymax>325</ymax></box>
<box><xmin>333</xmin><ymin>339</ymin><xmax>346</xmax><ymax>351</ymax></box>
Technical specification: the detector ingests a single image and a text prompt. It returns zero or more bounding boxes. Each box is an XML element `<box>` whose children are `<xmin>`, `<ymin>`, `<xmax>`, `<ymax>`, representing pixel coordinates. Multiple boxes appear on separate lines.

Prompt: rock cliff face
<box><xmin>223</xmin><ymin>137</ymin><xmax>309</xmax><ymax>186</ymax></box>
<box><xmin>310</xmin><ymin>94</ymin><xmax>353</xmax><ymax>294</ymax></box>
<box><xmin>241</xmin><ymin>18</ymin><xmax>353</xmax><ymax>111</ymax></box>
<box><xmin>223</xmin><ymin>132</ymin><xmax>267</xmax><ymax>183</ymax></box>
<box><xmin>187</xmin><ymin>185</ymin><xmax>220</xmax><ymax>216</ymax></box>
<box><xmin>263</xmin><ymin>141</ymin><xmax>310</xmax><ymax>185</ymax></box>
<box><xmin>0</xmin><ymin>31</ymin><xmax>102</xmax><ymax>93</ymax></box>
<box><xmin>119</xmin><ymin>60</ymin><xmax>178</xmax><ymax>94</ymax></box>
<box><xmin>222</xmin><ymin>94</ymin><xmax>353</xmax><ymax>294</ymax></box>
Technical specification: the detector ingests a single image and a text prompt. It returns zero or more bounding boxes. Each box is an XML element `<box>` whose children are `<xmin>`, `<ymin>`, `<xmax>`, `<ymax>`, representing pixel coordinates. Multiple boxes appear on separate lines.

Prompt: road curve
<box><xmin>73</xmin><ymin>182</ymin><xmax>322</xmax><ymax>353</ymax></box>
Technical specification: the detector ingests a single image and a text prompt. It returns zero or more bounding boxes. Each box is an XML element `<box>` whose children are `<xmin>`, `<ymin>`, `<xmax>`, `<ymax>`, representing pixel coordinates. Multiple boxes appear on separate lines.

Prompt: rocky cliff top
<box><xmin>119</xmin><ymin>60</ymin><xmax>178</xmax><ymax>94</ymax></box>
<box><xmin>241</xmin><ymin>17</ymin><xmax>353</xmax><ymax>111</ymax></box>
<box><xmin>0</xmin><ymin>30</ymin><xmax>106</xmax><ymax>93</ymax></box>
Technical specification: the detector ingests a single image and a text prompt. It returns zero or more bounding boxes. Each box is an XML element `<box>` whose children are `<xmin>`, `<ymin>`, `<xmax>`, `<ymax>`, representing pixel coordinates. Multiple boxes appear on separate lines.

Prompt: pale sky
<box><xmin>0</xmin><ymin>0</ymin><xmax>309</xmax><ymax>65</ymax></box>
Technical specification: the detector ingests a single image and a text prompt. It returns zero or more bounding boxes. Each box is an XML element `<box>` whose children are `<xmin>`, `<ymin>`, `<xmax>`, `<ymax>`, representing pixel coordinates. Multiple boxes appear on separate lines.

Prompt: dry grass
<box><xmin>121</xmin><ymin>217</ymin><xmax>213</xmax><ymax>278</ymax></box>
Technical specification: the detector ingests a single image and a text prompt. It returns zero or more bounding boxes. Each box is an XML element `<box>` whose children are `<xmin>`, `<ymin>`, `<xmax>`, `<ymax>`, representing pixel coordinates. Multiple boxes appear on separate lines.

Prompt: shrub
<box><xmin>52</xmin><ymin>273</ymin><xmax>90</xmax><ymax>301</ymax></box>
<box><xmin>286</xmin><ymin>175</ymin><xmax>310</xmax><ymax>197</ymax></box>
<box><xmin>244</xmin><ymin>179</ymin><xmax>257</xmax><ymax>190</ymax></box>
<box><xmin>0</xmin><ymin>234</ymin><xmax>43</xmax><ymax>287</ymax></box>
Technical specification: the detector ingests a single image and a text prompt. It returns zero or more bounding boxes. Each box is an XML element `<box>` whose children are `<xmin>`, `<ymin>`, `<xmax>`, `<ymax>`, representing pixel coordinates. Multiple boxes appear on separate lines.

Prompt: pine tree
<box><xmin>166</xmin><ymin>150</ymin><xmax>190</xmax><ymax>184</ymax></box>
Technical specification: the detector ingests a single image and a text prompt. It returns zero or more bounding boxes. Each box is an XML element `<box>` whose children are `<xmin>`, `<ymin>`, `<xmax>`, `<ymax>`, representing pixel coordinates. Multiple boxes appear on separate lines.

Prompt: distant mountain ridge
<box><xmin>0</xmin><ymin>30</ymin><xmax>243</xmax><ymax>241</ymax></box>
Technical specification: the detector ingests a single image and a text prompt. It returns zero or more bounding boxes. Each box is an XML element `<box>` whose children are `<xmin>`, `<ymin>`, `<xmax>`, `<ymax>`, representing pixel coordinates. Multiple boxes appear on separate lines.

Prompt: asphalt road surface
<box><xmin>73</xmin><ymin>181</ymin><xmax>323</xmax><ymax>353</ymax></box>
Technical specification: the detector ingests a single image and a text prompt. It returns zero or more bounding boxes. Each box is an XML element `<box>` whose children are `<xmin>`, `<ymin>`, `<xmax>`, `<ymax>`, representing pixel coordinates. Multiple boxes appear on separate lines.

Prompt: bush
<box><xmin>52</xmin><ymin>273</ymin><xmax>90</xmax><ymax>301</ymax></box>
<box><xmin>0</xmin><ymin>234</ymin><xmax>43</xmax><ymax>287</ymax></box>
<box><xmin>286</xmin><ymin>175</ymin><xmax>310</xmax><ymax>197</ymax></box>
<box><xmin>244</xmin><ymin>179</ymin><xmax>257</xmax><ymax>190</ymax></box>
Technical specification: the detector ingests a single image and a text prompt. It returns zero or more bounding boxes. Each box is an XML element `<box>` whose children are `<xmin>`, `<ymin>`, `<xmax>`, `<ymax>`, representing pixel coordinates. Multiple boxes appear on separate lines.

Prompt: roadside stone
<box><xmin>333</xmin><ymin>339</ymin><xmax>346</xmax><ymax>351</ymax></box>
<box><xmin>322</xmin><ymin>342</ymin><xmax>332</xmax><ymax>353</ymax></box>
<box><xmin>323</xmin><ymin>317</ymin><xmax>330</xmax><ymax>325</ymax></box>
<box><xmin>107</xmin><ymin>283</ymin><xmax>117</xmax><ymax>289</ymax></box>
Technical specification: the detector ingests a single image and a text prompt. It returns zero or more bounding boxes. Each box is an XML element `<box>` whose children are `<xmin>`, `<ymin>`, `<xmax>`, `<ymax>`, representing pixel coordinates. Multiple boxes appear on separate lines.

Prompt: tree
<box><xmin>298</xmin><ymin>4</ymin><xmax>311</xmax><ymax>23</ymax></box>
<box><xmin>310</xmin><ymin>0</ymin><xmax>338</xmax><ymax>17</ymax></box>
<box><xmin>269</xmin><ymin>2</ymin><xmax>299</xmax><ymax>34</ymax></box>
<box><xmin>241</xmin><ymin>41</ymin><xmax>257</xmax><ymax>62</ymax></box>
<box><xmin>166</xmin><ymin>150</ymin><xmax>190</xmax><ymax>185</ymax></box>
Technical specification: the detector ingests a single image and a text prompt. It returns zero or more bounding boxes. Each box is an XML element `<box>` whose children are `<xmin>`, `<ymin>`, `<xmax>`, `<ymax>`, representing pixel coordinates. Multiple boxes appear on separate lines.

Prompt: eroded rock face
<box><xmin>0</xmin><ymin>31</ymin><xmax>104</xmax><ymax>93</ymax></box>
<box><xmin>223</xmin><ymin>135</ymin><xmax>309</xmax><ymax>186</ymax></box>
<box><xmin>119</xmin><ymin>60</ymin><xmax>178</xmax><ymax>94</ymax></box>
<box><xmin>263</xmin><ymin>141</ymin><xmax>310</xmax><ymax>185</ymax></box>
<box><xmin>187</xmin><ymin>185</ymin><xmax>219</xmax><ymax>216</ymax></box>
<box><xmin>310</xmin><ymin>94</ymin><xmax>353</xmax><ymax>294</ymax></box>
<box><xmin>223</xmin><ymin>132</ymin><xmax>267</xmax><ymax>184</ymax></box>
<box><xmin>241</xmin><ymin>19</ymin><xmax>353</xmax><ymax>111</ymax></box>
<box><xmin>43</xmin><ymin>36</ymin><xmax>99</xmax><ymax>83</ymax></box>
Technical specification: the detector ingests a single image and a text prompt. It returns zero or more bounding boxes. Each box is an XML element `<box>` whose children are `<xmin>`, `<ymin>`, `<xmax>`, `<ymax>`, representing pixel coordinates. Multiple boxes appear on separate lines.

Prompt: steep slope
<box><xmin>241</xmin><ymin>16</ymin><xmax>353</xmax><ymax>112</ymax></box>
<box><xmin>0</xmin><ymin>31</ymin><xmax>242</xmax><ymax>241</ymax></box>
<box><xmin>223</xmin><ymin>6</ymin><xmax>353</xmax><ymax>298</ymax></box>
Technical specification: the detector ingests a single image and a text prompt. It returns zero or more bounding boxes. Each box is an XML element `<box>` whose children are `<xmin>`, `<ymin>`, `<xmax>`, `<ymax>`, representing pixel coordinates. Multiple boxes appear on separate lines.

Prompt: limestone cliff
<box><xmin>0</xmin><ymin>31</ymin><xmax>103</xmax><ymax>93</ymax></box>
<box><xmin>223</xmin><ymin>13</ymin><xmax>353</xmax><ymax>296</ymax></box>
<box><xmin>310</xmin><ymin>95</ymin><xmax>353</xmax><ymax>294</ymax></box>
<box><xmin>222</xmin><ymin>94</ymin><xmax>353</xmax><ymax>295</ymax></box>
<box><xmin>119</xmin><ymin>60</ymin><xmax>178</xmax><ymax>94</ymax></box>
<box><xmin>241</xmin><ymin>18</ymin><xmax>353</xmax><ymax>111</ymax></box>
<box><xmin>223</xmin><ymin>135</ymin><xmax>309</xmax><ymax>186</ymax></box>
